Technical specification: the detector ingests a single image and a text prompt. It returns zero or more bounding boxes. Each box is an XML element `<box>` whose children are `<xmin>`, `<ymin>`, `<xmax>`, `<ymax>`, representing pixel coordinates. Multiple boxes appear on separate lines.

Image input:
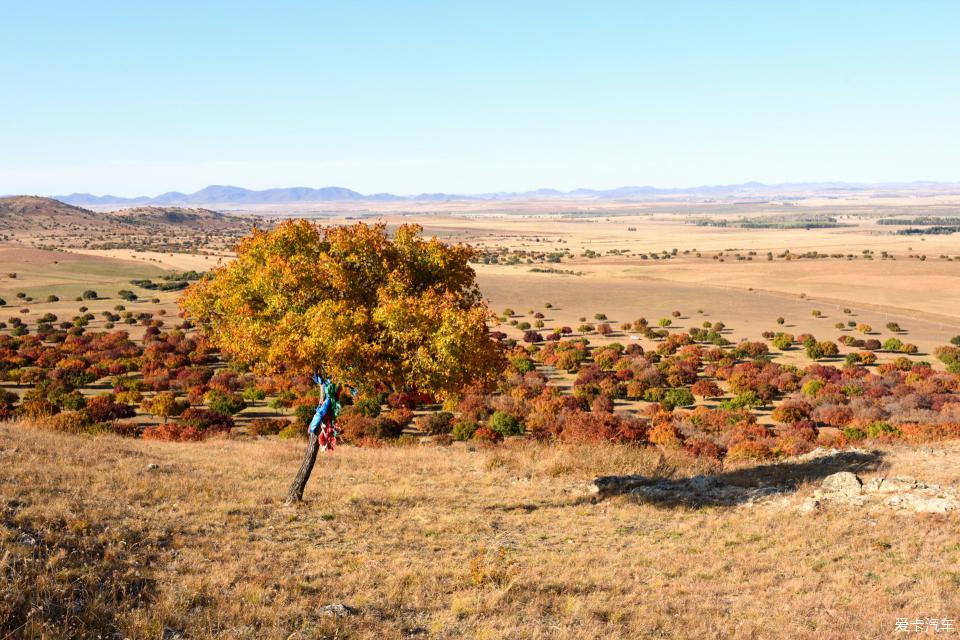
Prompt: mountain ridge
<box><xmin>38</xmin><ymin>180</ymin><xmax>960</xmax><ymax>206</ymax></box>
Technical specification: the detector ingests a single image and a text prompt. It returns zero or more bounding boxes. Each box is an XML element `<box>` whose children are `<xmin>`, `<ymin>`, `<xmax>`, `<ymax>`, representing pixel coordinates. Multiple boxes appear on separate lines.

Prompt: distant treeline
<box><xmin>130</xmin><ymin>271</ymin><xmax>206</xmax><ymax>291</ymax></box>
<box><xmin>692</xmin><ymin>215</ymin><xmax>845</xmax><ymax>229</ymax></box>
<box><xmin>895</xmin><ymin>226</ymin><xmax>960</xmax><ymax>235</ymax></box>
<box><xmin>529</xmin><ymin>267</ymin><xmax>585</xmax><ymax>276</ymax></box>
<box><xmin>878</xmin><ymin>217</ymin><xmax>960</xmax><ymax>226</ymax></box>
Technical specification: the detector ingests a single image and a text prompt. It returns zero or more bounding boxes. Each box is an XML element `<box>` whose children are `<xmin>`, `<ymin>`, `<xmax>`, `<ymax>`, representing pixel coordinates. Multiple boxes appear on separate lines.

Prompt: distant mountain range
<box><xmin>47</xmin><ymin>180</ymin><xmax>960</xmax><ymax>206</ymax></box>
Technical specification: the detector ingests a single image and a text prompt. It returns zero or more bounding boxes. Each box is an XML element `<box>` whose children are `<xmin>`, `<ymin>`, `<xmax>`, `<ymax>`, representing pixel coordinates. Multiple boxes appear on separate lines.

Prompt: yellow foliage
<box><xmin>181</xmin><ymin>220</ymin><xmax>503</xmax><ymax>398</ymax></box>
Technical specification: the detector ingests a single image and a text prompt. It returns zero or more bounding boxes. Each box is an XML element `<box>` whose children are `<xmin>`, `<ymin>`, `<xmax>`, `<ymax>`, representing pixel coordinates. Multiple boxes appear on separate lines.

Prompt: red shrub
<box><xmin>684</xmin><ymin>438</ymin><xmax>724</xmax><ymax>460</ymax></box>
<box><xmin>85</xmin><ymin>395</ymin><xmax>136</xmax><ymax>423</ymax></box>
<box><xmin>691</xmin><ymin>380</ymin><xmax>722</xmax><ymax>399</ymax></box>
<box><xmin>812</xmin><ymin>404</ymin><xmax>854</xmax><ymax>428</ymax></box>
<box><xmin>771</xmin><ymin>401</ymin><xmax>812</xmax><ymax>424</ymax></box>
<box><xmin>387</xmin><ymin>391</ymin><xmax>419</xmax><ymax>409</ymax></box>
<box><xmin>142</xmin><ymin>422</ymin><xmax>205</xmax><ymax>441</ymax></box>
<box><xmin>179</xmin><ymin>407</ymin><xmax>234</xmax><ymax>432</ymax></box>
<box><xmin>473</xmin><ymin>426</ymin><xmax>504</xmax><ymax>444</ymax></box>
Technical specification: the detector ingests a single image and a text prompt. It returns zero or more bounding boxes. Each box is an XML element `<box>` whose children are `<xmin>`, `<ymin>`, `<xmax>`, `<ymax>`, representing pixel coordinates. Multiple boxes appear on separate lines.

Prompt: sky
<box><xmin>2</xmin><ymin>1</ymin><xmax>959</xmax><ymax>196</ymax></box>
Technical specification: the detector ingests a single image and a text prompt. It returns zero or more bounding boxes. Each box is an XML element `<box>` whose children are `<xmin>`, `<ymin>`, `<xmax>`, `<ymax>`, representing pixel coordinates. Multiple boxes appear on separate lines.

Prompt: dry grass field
<box><xmin>3</xmin><ymin>192</ymin><xmax>960</xmax><ymax>638</ymax></box>
<box><xmin>3</xmin><ymin>422</ymin><xmax>960</xmax><ymax>640</ymax></box>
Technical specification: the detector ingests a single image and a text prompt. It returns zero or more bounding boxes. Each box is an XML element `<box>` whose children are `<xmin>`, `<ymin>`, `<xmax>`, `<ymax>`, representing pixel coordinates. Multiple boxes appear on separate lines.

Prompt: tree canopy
<box><xmin>181</xmin><ymin>220</ymin><xmax>504</xmax><ymax>397</ymax></box>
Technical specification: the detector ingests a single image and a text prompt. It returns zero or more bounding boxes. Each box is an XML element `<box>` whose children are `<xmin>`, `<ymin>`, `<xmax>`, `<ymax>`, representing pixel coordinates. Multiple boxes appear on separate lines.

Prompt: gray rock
<box><xmin>887</xmin><ymin>494</ymin><xmax>957</xmax><ymax>514</ymax></box>
<box><xmin>798</xmin><ymin>497</ymin><xmax>821</xmax><ymax>514</ymax></box>
<box><xmin>15</xmin><ymin>533</ymin><xmax>36</xmax><ymax>546</ymax></box>
<box><xmin>162</xmin><ymin>628</ymin><xmax>186</xmax><ymax>640</ymax></box>
<box><xmin>145</xmin><ymin>463</ymin><xmax>160</xmax><ymax>472</ymax></box>
<box><xmin>821</xmin><ymin>472</ymin><xmax>862</xmax><ymax>496</ymax></box>
<box><xmin>320</xmin><ymin>603</ymin><xmax>357</xmax><ymax>618</ymax></box>
<box><xmin>590</xmin><ymin>475</ymin><xmax>655</xmax><ymax>499</ymax></box>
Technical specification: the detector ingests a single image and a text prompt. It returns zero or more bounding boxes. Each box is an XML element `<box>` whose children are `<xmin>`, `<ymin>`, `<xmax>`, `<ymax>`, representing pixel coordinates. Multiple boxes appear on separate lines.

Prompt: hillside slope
<box><xmin>0</xmin><ymin>195</ymin><xmax>104</xmax><ymax>231</ymax></box>
<box><xmin>0</xmin><ymin>196</ymin><xmax>254</xmax><ymax>236</ymax></box>
<box><xmin>2</xmin><ymin>423</ymin><xmax>958</xmax><ymax>639</ymax></box>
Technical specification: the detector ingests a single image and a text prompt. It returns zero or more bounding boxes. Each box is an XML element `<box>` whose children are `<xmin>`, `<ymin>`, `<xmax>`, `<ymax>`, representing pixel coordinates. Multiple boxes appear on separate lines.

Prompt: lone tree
<box><xmin>181</xmin><ymin>220</ymin><xmax>504</xmax><ymax>503</ymax></box>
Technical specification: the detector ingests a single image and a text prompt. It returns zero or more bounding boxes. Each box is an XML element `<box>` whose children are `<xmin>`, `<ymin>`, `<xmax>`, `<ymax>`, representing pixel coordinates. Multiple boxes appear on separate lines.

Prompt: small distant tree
<box><xmin>776</xmin><ymin>317</ymin><xmax>785</xmax><ymax>325</ymax></box>
<box><xmin>691</xmin><ymin>380</ymin><xmax>722</xmax><ymax>399</ymax></box>
<box><xmin>772</xmin><ymin>333</ymin><xmax>794</xmax><ymax>350</ymax></box>
<box><xmin>143</xmin><ymin>391</ymin><xmax>189</xmax><ymax>423</ymax></box>
<box><xmin>882</xmin><ymin>337</ymin><xmax>903</xmax><ymax>352</ymax></box>
<box><xmin>82</xmin><ymin>290</ymin><xmax>98</xmax><ymax>300</ymax></box>
<box><xmin>658</xmin><ymin>318</ymin><xmax>672</xmax><ymax>328</ymax></box>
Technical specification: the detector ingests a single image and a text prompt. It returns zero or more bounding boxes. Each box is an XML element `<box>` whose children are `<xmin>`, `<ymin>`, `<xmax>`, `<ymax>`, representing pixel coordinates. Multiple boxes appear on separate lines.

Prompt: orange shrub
<box><xmin>648</xmin><ymin>422</ymin><xmax>684</xmax><ymax>448</ymax></box>
<box><xmin>473</xmin><ymin>426</ymin><xmax>504</xmax><ymax>444</ymax></box>
<box><xmin>142</xmin><ymin>423</ymin><xmax>205</xmax><ymax>441</ymax></box>
<box><xmin>684</xmin><ymin>438</ymin><xmax>724</xmax><ymax>460</ymax></box>
<box><xmin>726</xmin><ymin>440</ymin><xmax>773</xmax><ymax>461</ymax></box>
<box><xmin>247</xmin><ymin>417</ymin><xmax>292</xmax><ymax>436</ymax></box>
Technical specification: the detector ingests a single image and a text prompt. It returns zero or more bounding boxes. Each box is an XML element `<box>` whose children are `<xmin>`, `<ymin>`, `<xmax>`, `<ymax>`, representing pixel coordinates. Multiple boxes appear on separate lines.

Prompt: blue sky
<box><xmin>2</xmin><ymin>1</ymin><xmax>958</xmax><ymax>196</ymax></box>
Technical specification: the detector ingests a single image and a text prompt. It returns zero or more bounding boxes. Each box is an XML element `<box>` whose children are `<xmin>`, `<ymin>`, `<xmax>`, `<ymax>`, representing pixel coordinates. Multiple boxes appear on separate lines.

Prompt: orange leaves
<box><xmin>181</xmin><ymin>220</ymin><xmax>504</xmax><ymax>397</ymax></box>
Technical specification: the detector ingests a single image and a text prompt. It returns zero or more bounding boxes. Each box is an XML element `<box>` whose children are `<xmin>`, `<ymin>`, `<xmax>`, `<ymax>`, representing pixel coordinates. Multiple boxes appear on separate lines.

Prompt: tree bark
<box><xmin>285</xmin><ymin>377</ymin><xmax>327</xmax><ymax>504</ymax></box>
<box><xmin>285</xmin><ymin>431</ymin><xmax>320</xmax><ymax>504</ymax></box>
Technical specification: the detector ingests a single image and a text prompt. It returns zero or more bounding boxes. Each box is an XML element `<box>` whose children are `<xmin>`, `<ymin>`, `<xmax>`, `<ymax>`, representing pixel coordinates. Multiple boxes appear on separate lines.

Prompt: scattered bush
<box><xmin>247</xmin><ymin>417</ymin><xmax>292</xmax><ymax>436</ymax></box>
<box><xmin>452</xmin><ymin>419</ymin><xmax>479</xmax><ymax>441</ymax></box>
<box><xmin>489</xmin><ymin>410</ymin><xmax>523</xmax><ymax>436</ymax></box>
<box><xmin>417</xmin><ymin>411</ymin><xmax>454</xmax><ymax>435</ymax></box>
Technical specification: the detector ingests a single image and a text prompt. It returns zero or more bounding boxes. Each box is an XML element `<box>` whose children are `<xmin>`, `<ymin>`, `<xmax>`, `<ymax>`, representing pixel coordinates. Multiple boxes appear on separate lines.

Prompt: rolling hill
<box><xmin>0</xmin><ymin>196</ymin><xmax>254</xmax><ymax>235</ymax></box>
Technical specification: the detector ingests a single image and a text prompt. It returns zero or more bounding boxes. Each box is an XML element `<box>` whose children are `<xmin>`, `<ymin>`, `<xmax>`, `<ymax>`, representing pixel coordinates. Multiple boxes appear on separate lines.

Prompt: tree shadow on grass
<box><xmin>593</xmin><ymin>449</ymin><xmax>886</xmax><ymax>508</ymax></box>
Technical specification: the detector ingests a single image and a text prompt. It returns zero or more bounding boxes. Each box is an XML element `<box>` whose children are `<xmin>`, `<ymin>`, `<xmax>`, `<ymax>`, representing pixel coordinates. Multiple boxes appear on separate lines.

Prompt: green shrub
<box><xmin>489</xmin><ymin>411</ymin><xmax>523</xmax><ymax>436</ymax></box>
<box><xmin>843</xmin><ymin>426</ymin><xmax>867</xmax><ymax>442</ymax></box>
<box><xmin>204</xmin><ymin>389</ymin><xmax>247</xmax><ymax>415</ymax></box>
<box><xmin>642</xmin><ymin>387</ymin><xmax>665</xmax><ymax>403</ymax></box>
<box><xmin>242</xmin><ymin>386</ymin><xmax>267</xmax><ymax>402</ymax></box>
<box><xmin>278</xmin><ymin>423</ymin><xmax>306</xmax><ymax>439</ymax></box>
<box><xmin>720</xmin><ymin>391</ymin><xmax>763</xmax><ymax>409</ymax></box>
<box><xmin>452</xmin><ymin>419</ymin><xmax>479</xmax><ymax>441</ymax></box>
<box><xmin>510</xmin><ymin>356</ymin><xmax>534</xmax><ymax>374</ymax></box>
<box><xmin>294</xmin><ymin>403</ymin><xmax>316</xmax><ymax>426</ymax></box>
<box><xmin>353</xmin><ymin>397</ymin><xmax>382</xmax><ymax>418</ymax></box>
<box><xmin>661</xmin><ymin>388</ymin><xmax>694</xmax><ymax>410</ymax></box>
<box><xmin>867</xmin><ymin>421</ymin><xmax>901</xmax><ymax>438</ymax></box>
<box><xmin>802</xmin><ymin>380</ymin><xmax>824</xmax><ymax>397</ymax></box>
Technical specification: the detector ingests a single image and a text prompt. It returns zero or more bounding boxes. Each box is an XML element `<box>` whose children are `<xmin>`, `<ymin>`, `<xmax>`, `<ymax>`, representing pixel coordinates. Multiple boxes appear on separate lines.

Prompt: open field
<box><xmin>3</xmin><ymin>423</ymin><xmax>960</xmax><ymax>639</ymax></box>
<box><xmin>2</xmin><ymin>194</ymin><xmax>960</xmax><ymax>639</ymax></box>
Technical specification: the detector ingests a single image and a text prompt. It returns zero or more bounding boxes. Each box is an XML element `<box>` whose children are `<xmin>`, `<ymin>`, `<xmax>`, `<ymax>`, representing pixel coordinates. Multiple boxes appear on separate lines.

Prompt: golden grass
<box><xmin>3</xmin><ymin>422</ymin><xmax>959</xmax><ymax>639</ymax></box>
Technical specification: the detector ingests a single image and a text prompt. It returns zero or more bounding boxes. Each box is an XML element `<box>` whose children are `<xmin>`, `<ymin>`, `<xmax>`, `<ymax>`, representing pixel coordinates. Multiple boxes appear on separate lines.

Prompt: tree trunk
<box><xmin>285</xmin><ymin>432</ymin><xmax>320</xmax><ymax>504</ymax></box>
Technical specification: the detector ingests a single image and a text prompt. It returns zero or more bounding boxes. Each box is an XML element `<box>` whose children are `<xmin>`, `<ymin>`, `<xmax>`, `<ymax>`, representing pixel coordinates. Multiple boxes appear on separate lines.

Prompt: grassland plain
<box><xmin>2</xmin><ymin>423</ymin><xmax>960</xmax><ymax>639</ymax></box>
<box><xmin>2</xmin><ymin>196</ymin><xmax>960</xmax><ymax>639</ymax></box>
